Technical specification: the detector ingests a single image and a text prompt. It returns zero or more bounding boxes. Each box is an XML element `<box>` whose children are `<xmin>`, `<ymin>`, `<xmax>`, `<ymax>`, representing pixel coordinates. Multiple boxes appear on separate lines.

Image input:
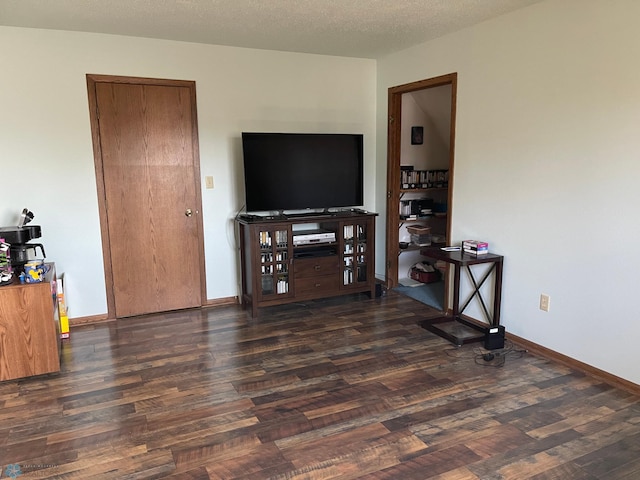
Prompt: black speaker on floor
<box><xmin>484</xmin><ymin>325</ymin><xmax>505</xmax><ymax>350</ymax></box>
<box><xmin>374</xmin><ymin>283</ymin><xmax>384</xmax><ymax>298</ymax></box>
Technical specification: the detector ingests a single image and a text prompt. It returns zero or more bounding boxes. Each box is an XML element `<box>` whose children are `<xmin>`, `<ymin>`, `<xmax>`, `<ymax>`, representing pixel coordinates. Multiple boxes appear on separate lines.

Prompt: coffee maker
<box><xmin>0</xmin><ymin>209</ymin><xmax>46</xmax><ymax>274</ymax></box>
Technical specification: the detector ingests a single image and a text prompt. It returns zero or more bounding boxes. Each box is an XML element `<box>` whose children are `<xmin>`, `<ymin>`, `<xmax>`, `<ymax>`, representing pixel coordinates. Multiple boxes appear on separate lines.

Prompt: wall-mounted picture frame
<box><xmin>411</xmin><ymin>126</ymin><xmax>423</xmax><ymax>145</ymax></box>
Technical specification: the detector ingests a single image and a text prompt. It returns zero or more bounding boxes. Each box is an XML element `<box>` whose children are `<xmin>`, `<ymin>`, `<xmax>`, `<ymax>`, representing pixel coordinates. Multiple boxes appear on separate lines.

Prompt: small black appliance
<box><xmin>484</xmin><ymin>325</ymin><xmax>505</xmax><ymax>350</ymax></box>
<box><xmin>0</xmin><ymin>209</ymin><xmax>46</xmax><ymax>274</ymax></box>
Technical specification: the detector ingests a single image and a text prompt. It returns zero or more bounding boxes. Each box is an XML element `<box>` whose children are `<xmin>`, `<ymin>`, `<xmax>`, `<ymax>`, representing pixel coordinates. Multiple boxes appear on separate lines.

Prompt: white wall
<box><xmin>0</xmin><ymin>27</ymin><xmax>376</xmax><ymax>318</ymax></box>
<box><xmin>401</xmin><ymin>87</ymin><xmax>451</xmax><ymax>170</ymax></box>
<box><xmin>377</xmin><ymin>0</ymin><xmax>640</xmax><ymax>384</ymax></box>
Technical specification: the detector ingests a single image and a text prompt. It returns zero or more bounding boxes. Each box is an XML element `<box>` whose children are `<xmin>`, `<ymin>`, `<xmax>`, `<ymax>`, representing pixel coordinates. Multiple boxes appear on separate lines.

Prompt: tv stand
<box><xmin>237</xmin><ymin>211</ymin><xmax>377</xmax><ymax>317</ymax></box>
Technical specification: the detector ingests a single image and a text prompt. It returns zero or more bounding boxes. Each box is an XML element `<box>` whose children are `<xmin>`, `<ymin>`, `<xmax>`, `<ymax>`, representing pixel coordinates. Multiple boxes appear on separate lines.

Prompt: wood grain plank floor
<box><xmin>1</xmin><ymin>291</ymin><xmax>639</xmax><ymax>479</ymax></box>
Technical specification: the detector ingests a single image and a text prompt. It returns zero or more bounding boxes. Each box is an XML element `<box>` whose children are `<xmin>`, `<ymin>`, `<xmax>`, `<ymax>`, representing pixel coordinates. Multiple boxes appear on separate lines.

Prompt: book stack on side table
<box><xmin>463</xmin><ymin>240</ymin><xmax>488</xmax><ymax>255</ymax></box>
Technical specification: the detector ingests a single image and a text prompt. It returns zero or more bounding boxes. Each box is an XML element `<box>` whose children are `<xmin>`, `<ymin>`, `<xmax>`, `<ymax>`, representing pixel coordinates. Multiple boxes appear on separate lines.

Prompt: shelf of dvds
<box><xmin>237</xmin><ymin>211</ymin><xmax>377</xmax><ymax>317</ymax></box>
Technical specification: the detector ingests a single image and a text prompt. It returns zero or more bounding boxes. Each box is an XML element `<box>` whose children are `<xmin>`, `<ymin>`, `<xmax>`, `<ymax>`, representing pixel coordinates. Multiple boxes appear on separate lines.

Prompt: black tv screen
<box><xmin>241</xmin><ymin>132</ymin><xmax>364</xmax><ymax>213</ymax></box>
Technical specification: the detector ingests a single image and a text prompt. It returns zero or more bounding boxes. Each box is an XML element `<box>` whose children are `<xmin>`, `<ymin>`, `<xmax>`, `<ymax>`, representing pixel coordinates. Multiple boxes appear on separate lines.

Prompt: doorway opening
<box><xmin>385</xmin><ymin>73</ymin><xmax>457</xmax><ymax>312</ymax></box>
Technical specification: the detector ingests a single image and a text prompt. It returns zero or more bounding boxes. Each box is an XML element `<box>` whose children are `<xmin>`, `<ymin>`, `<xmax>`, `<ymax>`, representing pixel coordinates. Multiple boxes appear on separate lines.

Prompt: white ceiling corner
<box><xmin>0</xmin><ymin>0</ymin><xmax>545</xmax><ymax>58</ymax></box>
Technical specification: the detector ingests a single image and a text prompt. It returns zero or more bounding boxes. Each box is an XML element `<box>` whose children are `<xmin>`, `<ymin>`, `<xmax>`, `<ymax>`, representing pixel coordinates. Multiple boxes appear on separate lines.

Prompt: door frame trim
<box><xmin>86</xmin><ymin>74</ymin><xmax>207</xmax><ymax>320</ymax></box>
<box><xmin>385</xmin><ymin>73</ymin><xmax>457</xmax><ymax>309</ymax></box>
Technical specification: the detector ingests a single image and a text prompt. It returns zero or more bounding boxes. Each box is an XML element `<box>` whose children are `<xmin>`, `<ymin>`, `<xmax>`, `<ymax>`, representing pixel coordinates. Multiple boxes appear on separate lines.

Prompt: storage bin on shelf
<box><xmin>406</xmin><ymin>224</ymin><xmax>431</xmax><ymax>246</ymax></box>
<box><xmin>430</xmin><ymin>233</ymin><xmax>446</xmax><ymax>245</ymax></box>
<box><xmin>409</xmin><ymin>261</ymin><xmax>441</xmax><ymax>284</ymax></box>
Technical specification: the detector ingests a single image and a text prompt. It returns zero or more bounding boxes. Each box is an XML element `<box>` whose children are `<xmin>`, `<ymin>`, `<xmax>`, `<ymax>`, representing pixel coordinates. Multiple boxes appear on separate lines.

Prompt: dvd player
<box><xmin>292</xmin><ymin>229</ymin><xmax>336</xmax><ymax>246</ymax></box>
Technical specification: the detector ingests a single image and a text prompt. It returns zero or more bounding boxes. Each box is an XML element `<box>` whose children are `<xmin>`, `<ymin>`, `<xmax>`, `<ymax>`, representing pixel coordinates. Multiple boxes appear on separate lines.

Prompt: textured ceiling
<box><xmin>0</xmin><ymin>0</ymin><xmax>543</xmax><ymax>58</ymax></box>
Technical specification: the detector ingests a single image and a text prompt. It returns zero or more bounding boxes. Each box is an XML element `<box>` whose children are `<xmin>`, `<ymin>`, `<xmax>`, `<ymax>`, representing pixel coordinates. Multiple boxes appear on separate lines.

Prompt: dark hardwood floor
<box><xmin>1</xmin><ymin>291</ymin><xmax>640</xmax><ymax>479</ymax></box>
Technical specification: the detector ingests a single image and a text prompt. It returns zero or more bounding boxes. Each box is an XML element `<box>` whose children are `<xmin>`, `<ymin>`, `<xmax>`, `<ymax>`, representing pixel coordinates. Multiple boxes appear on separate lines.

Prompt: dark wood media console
<box><xmin>237</xmin><ymin>211</ymin><xmax>377</xmax><ymax>317</ymax></box>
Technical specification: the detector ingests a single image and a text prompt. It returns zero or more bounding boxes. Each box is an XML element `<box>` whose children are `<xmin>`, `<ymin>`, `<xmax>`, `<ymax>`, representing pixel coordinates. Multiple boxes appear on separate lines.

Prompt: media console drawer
<box><xmin>295</xmin><ymin>274</ymin><xmax>340</xmax><ymax>297</ymax></box>
<box><xmin>294</xmin><ymin>255</ymin><xmax>339</xmax><ymax>278</ymax></box>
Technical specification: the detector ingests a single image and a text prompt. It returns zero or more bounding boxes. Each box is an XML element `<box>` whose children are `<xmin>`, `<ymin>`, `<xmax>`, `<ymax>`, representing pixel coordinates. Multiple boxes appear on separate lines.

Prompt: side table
<box><xmin>418</xmin><ymin>247</ymin><xmax>504</xmax><ymax>346</ymax></box>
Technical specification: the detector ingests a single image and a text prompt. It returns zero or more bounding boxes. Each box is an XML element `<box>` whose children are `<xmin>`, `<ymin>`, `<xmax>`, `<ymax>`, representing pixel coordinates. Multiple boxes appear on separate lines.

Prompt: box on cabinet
<box><xmin>57</xmin><ymin>275</ymin><xmax>70</xmax><ymax>339</ymax></box>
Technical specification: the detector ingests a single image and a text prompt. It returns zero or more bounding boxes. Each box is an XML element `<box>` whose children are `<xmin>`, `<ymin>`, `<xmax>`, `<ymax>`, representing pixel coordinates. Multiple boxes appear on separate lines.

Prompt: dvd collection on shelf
<box><xmin>259</xmin><ymin>229</ymin><xmax>290</xmax><ymax>295</ymax></box>
<box><xmin>259</xmin><ymin>230</ymin><xmax>288</xmax><ymax>249</ymax></box>
<box><xmin>261</xmin><ymin>261</ymin><xmax>289</xmax><ymax>294</ymax></box>
<box><xmin>343</xmin><ymin>262</ymin><xmax>367</xmax><ymax>285</ymax></box>
<box><xmin>343</xmin><ymin>224</ymin><xmax>366</xmax><ymax>242</ymax></box>
<box><xmin>401</xmin><ymin>169</ymin><xmax>449</xmax><ymax>189</ymax></box>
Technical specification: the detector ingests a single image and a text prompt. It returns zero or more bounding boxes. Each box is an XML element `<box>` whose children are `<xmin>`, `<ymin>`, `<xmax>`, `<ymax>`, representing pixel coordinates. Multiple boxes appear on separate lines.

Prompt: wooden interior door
<box><xmin>87</xmin><ymin>75</ymin><xmax>205</xmax><ymax>318</ymax></box>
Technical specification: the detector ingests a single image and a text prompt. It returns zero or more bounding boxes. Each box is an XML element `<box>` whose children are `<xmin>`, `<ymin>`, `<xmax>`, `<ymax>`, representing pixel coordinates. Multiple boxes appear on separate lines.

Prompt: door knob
<box><xmin>185</xmin><ymin>209</ymin><xmax>193</xmax><ymax>217</ymax></box>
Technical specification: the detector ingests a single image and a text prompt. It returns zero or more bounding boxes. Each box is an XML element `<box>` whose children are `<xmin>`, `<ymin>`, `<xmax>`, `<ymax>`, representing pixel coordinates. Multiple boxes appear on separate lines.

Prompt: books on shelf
<box><xmin>400</xmin><ymin>169</ymin><xmax>449</xmax><ymax>189</ymax></box>
<box><xmin>462</xmin><ymin>240</ymin><xmax>489</xmax><ymax>255</ymax></box>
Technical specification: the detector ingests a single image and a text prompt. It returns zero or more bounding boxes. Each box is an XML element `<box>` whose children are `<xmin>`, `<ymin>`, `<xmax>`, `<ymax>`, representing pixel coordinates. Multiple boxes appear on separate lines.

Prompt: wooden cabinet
<box><xmin>0</xmin><ymin>263</ymin><xmax>61</xmax><ymax>381</ymax></box>
<box><xmin>237</xmin><ymin>212</ymin><xmax>377</xmax><ymax>317</ymax></box>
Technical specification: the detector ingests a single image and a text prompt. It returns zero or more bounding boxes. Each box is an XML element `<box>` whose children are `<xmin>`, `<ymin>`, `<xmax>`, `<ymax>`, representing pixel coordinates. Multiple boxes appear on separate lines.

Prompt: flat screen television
<box><xmin>241</xmin><ymin>132</ymin><xmax>364</xmax><ymax>213</ymax></box>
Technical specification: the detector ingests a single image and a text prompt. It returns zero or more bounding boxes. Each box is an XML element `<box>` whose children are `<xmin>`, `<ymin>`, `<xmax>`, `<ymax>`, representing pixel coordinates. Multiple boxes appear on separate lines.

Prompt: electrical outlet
<box><xmin>539</xmin><ymin>294</ymin><xmax>550</xmax><ymax>312</ymax></box>
<box><xmin>205</xmin><ymin>176</ymin><xmax>214</xmax><ymax>189</ymax></box>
